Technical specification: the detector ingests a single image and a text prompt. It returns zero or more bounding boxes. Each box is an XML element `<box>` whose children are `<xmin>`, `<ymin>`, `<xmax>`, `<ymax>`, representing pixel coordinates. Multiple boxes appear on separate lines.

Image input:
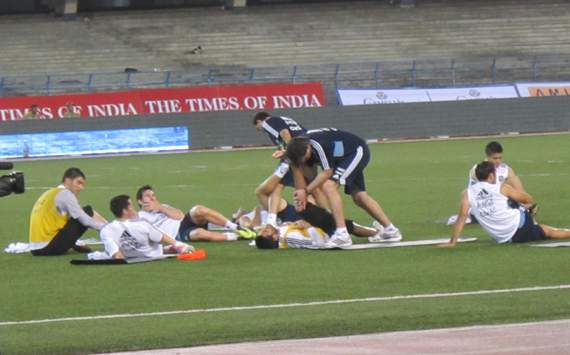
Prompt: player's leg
<box><xmin>255</xmin><ymin>161</ymin><xmax>290</xmax><ymax>210</ymax></box>
<box><xmin>540</xmin><ymin>225</ymin><xmax>570</xmax><ymax>239</ymax></box>
<box><xmin>267</xmin><ymin>183</ymin><xmax>285</xmax><ymax>225</ymax></box>
<box><xmin>351</xmin><ymin>191</ymin><xmax>392</xmax><ymax>227</ymax></box>
<box><xmin>189</xmin><ymin>205</ymin><xmax>255</xmax><ymax>239</ymax></box>
<box><xmin>31</xmin><ymin>206</ymin><xmax>93</xmax><ymax>256</ymax></box>
<box><xmin>189</xmin><ymin>228</ymin><xmax>238</xmax><ymax>242</ymax></box>
<box><xmin>320</xmin><ymin>179</ymin><xmax>352</xmax><ymax>247</ymax></box>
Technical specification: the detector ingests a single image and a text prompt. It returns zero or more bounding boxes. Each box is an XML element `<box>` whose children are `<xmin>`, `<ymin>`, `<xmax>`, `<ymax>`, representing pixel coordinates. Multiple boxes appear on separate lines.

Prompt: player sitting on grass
<box><xmin>29</xmin><ymin>167</ymin><xmax>107</xmax><ymax>256</ymax></box>
<box><xmin>447</xmin><ymin>141</ymin><xmax>536</xmax><ymax>225</ymax></box>
<box><xmin>136</xmin><ymin>185</ymin><xmax>256</xmax><ymax>242</ymax></box>
<box><xmin>101</xmin><ymin>195</ymin><xmax>194</xmax><ymax>260</ymax></box>
<box><xmin>286</xmin><ymin>128</ymin><xmax>402</xmax><ymax>248</ymax></box>
<box><xmin>255</xmin><ymin>202</ymin><xmax>383</xmax><ymax>249</ymax></box>
<box><xmin>441</xmin><ymin>161</ymin><xmax>570</xmax><ymax>247</ymax></box>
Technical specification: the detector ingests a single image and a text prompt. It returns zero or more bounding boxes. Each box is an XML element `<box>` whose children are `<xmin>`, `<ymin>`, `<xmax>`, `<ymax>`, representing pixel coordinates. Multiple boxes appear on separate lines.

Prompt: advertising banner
<box><xmin>0</xmin><ymin>82</ymin><xmax>325</xmax><ymax>121</ymax></box>
<box><xmin>0</xmin><ymin>127</ymin><xmax>189</xmax><ymax>159</ymax></box>
<box><xmin>337</xmin><ymin>85</ymin><xmax>518</xmax><ymax>105</ymax></box>
<box><xmin>515</xmin><ymin>82</ymin><xmax>570</xmax><ymax>97</ymax></box>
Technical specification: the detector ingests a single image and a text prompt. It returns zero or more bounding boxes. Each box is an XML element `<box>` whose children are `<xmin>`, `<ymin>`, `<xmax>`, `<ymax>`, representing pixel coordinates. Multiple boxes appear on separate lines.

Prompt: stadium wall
<box><xmin>1</xmin><ymin>96</ymin><xmax>569</xmax><ymax>151</ymax></box>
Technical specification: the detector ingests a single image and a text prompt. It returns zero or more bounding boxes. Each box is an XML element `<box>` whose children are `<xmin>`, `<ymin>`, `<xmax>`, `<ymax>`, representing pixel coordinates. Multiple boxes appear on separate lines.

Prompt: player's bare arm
<box><xmin>500</xmin><ymin>184</ymin><xmax>533</xmax><ymax>206</ymax></box>
<box><xmin>440</xmin><ymin>190</ymin><xmax>470</xmax><ymax>247</ymax></box>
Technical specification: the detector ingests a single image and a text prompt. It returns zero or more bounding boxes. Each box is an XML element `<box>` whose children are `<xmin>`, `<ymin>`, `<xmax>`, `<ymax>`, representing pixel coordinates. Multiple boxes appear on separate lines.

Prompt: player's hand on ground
<box><xmin>293</xmin><ymin>189</ymin><xmax>307</xmax><ymax>211</ymax></box>
<box><xmin>272</xmin><ymin>150</ymin><xmax>285</xmax><ymax>159</ymax></box>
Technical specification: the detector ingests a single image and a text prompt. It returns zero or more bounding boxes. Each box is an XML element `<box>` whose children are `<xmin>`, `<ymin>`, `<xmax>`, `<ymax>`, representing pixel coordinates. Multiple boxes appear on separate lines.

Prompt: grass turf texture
<box><xmin>1</xmin><ymin>134</ymin><xmax>570</xmax><ymax>354</ymax></box>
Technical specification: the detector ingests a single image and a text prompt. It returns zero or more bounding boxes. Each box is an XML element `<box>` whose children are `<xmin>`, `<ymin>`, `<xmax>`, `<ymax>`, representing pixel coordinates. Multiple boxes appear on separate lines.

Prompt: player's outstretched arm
<box><xmin>440</xmin><ymin>191</ymin><xmax>470</xmax><ymax>248</ymax></box>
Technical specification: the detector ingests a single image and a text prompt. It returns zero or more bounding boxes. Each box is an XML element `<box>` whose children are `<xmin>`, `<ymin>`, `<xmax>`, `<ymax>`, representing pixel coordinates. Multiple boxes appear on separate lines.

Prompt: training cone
<box><xmin>177</xmin><ymin>249</ymin><xmax>207</xmax><ymax>261</ymax></box>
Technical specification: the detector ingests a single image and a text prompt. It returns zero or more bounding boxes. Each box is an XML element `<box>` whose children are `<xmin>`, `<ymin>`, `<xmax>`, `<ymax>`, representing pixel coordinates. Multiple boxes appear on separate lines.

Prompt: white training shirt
<box><xmin>468</xmin><ymin>163</ymin><xmax>510</xmax><ymax>186</ymax></box>
<box><xmin>100</xmin><ymin>219</ymin><xmax>164</xmax><ymax>259</ymax></box>
<box><xmin>278</xmin><ymin>225</ymin><xmax>329</xmax><ymax>249</ymax></box>
<box><xmin>467</xmin><ymin>181</ymin><xmax>521</xmax><ymax>243</ymax></box>
<box><xmin>138</xmin><ymin>204</ymin><xmax>181</xmax><ymax>238</ymax></box>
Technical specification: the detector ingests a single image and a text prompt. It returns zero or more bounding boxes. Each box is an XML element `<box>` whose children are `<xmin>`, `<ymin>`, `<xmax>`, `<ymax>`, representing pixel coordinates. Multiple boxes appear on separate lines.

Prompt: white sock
<box><xmin>335</xmin><ymin>227</ymin><xmax>349</xmax><ymax>235</ymax></box>
<box><xmin>266</xmin><ymin>213</ymin><xmax>277</xmax><ymax>226</ymax></box>
<box><xmin>224</xmin><ymin>232</ymin><xmax>239</xmax><ymax>241</ymax></box>
<box><xmin>225</xmin><ymin>221</ymin><xmax>238</xmax><ymax>230</ymax></box>
<box><xmin>385</xmin><ymin>224</ymin><xmax>397</xmax><ymax>232</ymax></box>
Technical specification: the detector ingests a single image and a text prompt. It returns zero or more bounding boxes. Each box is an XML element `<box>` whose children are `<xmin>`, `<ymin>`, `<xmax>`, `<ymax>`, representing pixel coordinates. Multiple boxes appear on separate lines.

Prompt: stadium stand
<box><xmin>1</xmin><ymin>0</ymin><xmax>570</xmax><ymax>100</ymax></box>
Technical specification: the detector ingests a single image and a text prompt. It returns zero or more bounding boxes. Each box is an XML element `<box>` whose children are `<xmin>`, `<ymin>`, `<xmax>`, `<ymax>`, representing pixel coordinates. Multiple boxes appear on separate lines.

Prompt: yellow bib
<box><xmin>29</xmin><ymin>187</ymin><xmax>69</xmax><ymax>243</ymax></box>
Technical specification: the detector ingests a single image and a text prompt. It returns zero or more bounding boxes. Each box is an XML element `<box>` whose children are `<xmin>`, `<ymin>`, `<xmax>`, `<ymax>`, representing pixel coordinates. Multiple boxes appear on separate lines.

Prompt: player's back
<box><xmin>307</xmin><ymin>128</ymin><xmax>366</xmax><ymax>161</ymax></box>
<box><xmin>263</xmin><ymin>116</ymin><xmax>306</xmax><ymax>146</ymax></box>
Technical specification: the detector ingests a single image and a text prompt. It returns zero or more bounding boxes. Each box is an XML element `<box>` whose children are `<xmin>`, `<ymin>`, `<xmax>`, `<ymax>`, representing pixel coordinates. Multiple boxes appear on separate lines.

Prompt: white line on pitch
<box><xmin>2</xmin><ymin>284</ymin><xmax>570</xmax><ymax>327</ymax></box>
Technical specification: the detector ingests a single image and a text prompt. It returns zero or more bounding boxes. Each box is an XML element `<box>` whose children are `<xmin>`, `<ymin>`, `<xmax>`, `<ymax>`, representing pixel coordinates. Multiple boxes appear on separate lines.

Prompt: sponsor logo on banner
<box><xmin>337</xmin><ymin>85</ymin><xmax>518</xmax><ymax>105</ymax></box>
<box><xmin>515</xmin><ymin>82</ymin><xmax>570</xmax><ymax>97</ymax></box>
<box><xmin>0</xmin><ymin>83</ymin><xmax>325</xmax><ymax>121</ymax></box>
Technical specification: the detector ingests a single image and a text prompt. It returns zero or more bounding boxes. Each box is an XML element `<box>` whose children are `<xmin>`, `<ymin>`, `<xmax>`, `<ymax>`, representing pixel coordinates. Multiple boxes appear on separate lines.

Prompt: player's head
<box><xmin>285</xmin><ymin>136</ymin><xmax>311</xmax><ymax>166</ymax></box>
<box><xmin>253</xmin><ymin>111</ymin><xmax>271</xmax><ymax>131</ymax></box>
<box><xmin>485</xmin><ymin>141</ymin><xmax>504</xmax><ymax>166</ymax></box>
<box><xmin>254</xmin><ymin>224</ymin><xmax>279</xmax><ymax>249</ymax></box>
<box><xmin>136</xmin><ymin>185</ymin><xmax>155</xmax><ymax>207</ymax></box>
<box><xmin>110</xmin><ymin>194</ymin><xmax>137</xmax><ymax>219</ymax></box>
<box><xmin>62</xmin><ymin>167</ymin><xmax>86</xmax><ymax>195</ymax></box>
<box><xmin>475</xmin><ymin>161</ymin><xmax>496</xmax><ymax>182</ymax></box>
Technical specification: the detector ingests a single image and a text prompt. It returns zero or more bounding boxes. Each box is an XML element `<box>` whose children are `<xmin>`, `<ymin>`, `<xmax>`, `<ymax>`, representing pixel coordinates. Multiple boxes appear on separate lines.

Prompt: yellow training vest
<box><xmin>29</xmin><ymin>187</ymin><xmax>69</xmax><ymax>243</ymax></box>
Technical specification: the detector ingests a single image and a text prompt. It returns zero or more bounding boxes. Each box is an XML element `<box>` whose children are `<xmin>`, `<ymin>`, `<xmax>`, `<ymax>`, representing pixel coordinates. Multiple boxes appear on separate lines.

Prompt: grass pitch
<box><xmin>1</xmin><ymin>134</ymin><xmax>570</xmax><ymax>354</ymax></box>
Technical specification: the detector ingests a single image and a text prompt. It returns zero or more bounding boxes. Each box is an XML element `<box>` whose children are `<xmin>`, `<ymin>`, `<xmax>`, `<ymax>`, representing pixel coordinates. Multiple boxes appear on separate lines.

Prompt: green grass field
<box><xmin>1</xmin><ymin>134</ymin><xmax>570</xmax><ymax>355</ymax></box>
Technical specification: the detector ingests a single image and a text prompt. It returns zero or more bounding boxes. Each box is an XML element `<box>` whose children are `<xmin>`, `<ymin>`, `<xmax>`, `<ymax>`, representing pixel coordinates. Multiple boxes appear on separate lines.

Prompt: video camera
<box><xmin>0</xmin><ymin>162</ymin><xmax>25</xmax><ymax>197</ymax></box>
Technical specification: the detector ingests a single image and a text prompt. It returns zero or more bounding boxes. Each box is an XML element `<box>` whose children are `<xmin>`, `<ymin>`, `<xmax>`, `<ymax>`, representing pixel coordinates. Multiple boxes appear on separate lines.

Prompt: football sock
<box><xmin>225</xmin><ymin>221</ymin><xmax>238</xmax><ymax>230</ymax></box>
<box><xmin>224</xmin><ymin>233</ymin><xmax>239</xmax><ymax>241</ymax></box>
<box><xmin>266</xmin><ymin>213</ymin><xmax>277</xmax><ymax>226</ymax></box>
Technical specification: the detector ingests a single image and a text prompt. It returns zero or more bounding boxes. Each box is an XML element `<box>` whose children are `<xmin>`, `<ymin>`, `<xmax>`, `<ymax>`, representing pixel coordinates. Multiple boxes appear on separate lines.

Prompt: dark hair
<box><xmin>252</xmin><ymin>111</ymin><xmax>271</xmax><ymax>125</ymax></box>
<box><xmin>485</xmin><ymin>141</ymin><xmax>503</xmax><ymax>156</ymax></box>
<box><xmin>285</xmin><ymin>136</ymin><xmax>310</xmax><ymax>166</ymax></box>
<box><xmin>110</xmin><ymin>194</ymin><xmax>131</xmax><ymax>218</ymax></box>
<box><xmin>61</xmin><ymin>167</ymin><xmax>85</xmax><ymax>182</ymax></box>
<box><xmin>136</xmin><ymin>185</ymin><xmax>153</xmax><ymax>205</ymax></box>
<box><xmin>475</xmin><ymin>161</ymin><xmax>496</xmax><ymax>181</ymax></box>
<box><xmin>255</xmin><ymin>235</ymin><xmax>279</xmax><ymax>249</ymax></box>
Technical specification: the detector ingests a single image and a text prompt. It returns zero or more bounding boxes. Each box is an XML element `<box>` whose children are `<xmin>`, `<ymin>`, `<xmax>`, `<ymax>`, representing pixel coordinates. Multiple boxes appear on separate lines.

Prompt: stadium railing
<box><xmin>1</xmin><ymin>55</ymin><xmax>569</xmax><ymax>98</ymax></box>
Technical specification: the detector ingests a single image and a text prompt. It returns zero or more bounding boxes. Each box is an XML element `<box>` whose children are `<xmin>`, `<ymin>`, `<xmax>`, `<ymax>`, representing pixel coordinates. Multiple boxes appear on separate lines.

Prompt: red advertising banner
<box><xmin>0</xmin><ymin>82</ymin><xmax>325</xmax><ymax>121</ymax></box>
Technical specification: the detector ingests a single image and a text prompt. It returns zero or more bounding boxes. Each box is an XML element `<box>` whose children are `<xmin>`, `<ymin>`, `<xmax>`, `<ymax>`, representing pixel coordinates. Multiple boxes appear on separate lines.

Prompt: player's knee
<box><xmin>189</xmin><ymin>228</ymin><xmax>208</xmax><ymax>240</ymax></box>
<box><xmin>190</xmin><ymin>205</ymin><xmax>206</xmax><ymax>219</ymax></box>
<box><xmin>351</xmin><ymin>191</ymin><xmax>367</xmax><ymax>206</ymax></box>
<box><xmin>255</xmin><ymin>184</ymin><xmax>268</xmax><ymax>198</ymax></box>
<box><xmin>322</xmin><ymin>179</ymin><xmax>337</xmax><ymax>193</ymax></box>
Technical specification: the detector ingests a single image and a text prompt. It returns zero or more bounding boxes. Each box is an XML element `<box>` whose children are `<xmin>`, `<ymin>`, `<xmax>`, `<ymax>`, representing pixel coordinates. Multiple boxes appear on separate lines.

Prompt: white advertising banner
<box><xmin>515</xmin><ymin>82</ymin><xmax>570</xmax><ymax>97</ymax></box>
<box><xmin>338</xmin><ymin>86</ymin><xmax>519</xmax><ymax>105</ymax></box>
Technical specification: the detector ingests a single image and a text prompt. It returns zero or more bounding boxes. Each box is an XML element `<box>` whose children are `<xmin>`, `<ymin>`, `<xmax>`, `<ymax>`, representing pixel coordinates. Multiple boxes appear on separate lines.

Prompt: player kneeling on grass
<box><xmin>101</xmin><ymin>195</ymin><xmax>193</xmax><ymax>260</ymax></box>
<box><xmin>136</xmin><ymin>185</ymin><xmax>256</xmax><ymax>242</ymax></box>
<box><xmin>441</xmin><ymin>161</ymin><xmax>570</xmax><ymax>247</ymax></box>
<box><xmin>255</xmin><ymin>202</ymin><xmax>383</xmax><ymax>249</ymax></box>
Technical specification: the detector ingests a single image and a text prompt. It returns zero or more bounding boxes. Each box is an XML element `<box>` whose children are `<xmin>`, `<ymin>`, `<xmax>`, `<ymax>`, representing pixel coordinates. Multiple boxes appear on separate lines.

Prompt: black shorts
<box><xmin>330</xmin><ymin>145</ymin><xmax>370</xmax><ymax>195</ymax></box>
<box><xmin>176</xmin><ymin>212</ymin><xmax>207</xmax><ymax>242</ymax></box>
<box><xmin>299</xmin><ymin>203</ymin><xmax>355</xmax><ymax>236</ymax></box>
<box><xmin>510</xmin><ymin>211</ymin><xmax>547</xmax><ymax>243</ymax></box>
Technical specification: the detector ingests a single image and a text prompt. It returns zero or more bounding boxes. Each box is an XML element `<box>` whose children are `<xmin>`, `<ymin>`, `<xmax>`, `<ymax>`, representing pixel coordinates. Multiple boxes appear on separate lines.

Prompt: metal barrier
<box><xmin>1</xmin><ymin>55</ymin><xmax>569</xmax><ymax>97</ymax></box>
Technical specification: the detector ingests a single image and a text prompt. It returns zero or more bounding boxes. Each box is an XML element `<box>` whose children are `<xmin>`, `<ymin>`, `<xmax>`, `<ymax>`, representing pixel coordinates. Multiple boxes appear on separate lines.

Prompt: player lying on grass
<box><xmin>255</xmin><ymin>202</ymin><xmax>383</xmax><ymax>249</ymax></box>
<box><xmin>29</xmin><ymin>167</ymin><xmax>107</xmax><ymax>256</ymax></box>
<box><xmin>441</xmin><ymin>161</ymin><xmax>570</xmax><ymax>247</ymax></box>
<box><xmin>286</xmin><ymin>128</ymin><xmax>402</xmax><ymax>248</ymax></box>
<box><xmin>101</xmin><ymin>195</ymin><xmax>194</xmax><ymax>260</ymax></box>
<box><xmin>447</xmin><ymin>141</ymin><xmax>536</xmax><ymax>225</ymax></box>
<box><xmin>136</xmin><ymin>185</ymin><xmax>256</xmax><ymax>242</ymax></box>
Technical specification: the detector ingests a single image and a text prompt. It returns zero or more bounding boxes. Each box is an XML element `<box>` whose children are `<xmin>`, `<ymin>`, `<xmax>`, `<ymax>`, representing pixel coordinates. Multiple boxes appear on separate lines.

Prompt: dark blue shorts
<box><xmin>510</xmin><ymin>211</ymin><xmax>547</xmax><ymax>243</ymax></box>
<box><xmin>176</xmin><ymin>213</ymin><xmax>207</xmax><ymax>242</ymax></box>
<box><xmin>330</xmin><ymin>144</ymin><xmax>371</xmax><ymax>195</ymax></box>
